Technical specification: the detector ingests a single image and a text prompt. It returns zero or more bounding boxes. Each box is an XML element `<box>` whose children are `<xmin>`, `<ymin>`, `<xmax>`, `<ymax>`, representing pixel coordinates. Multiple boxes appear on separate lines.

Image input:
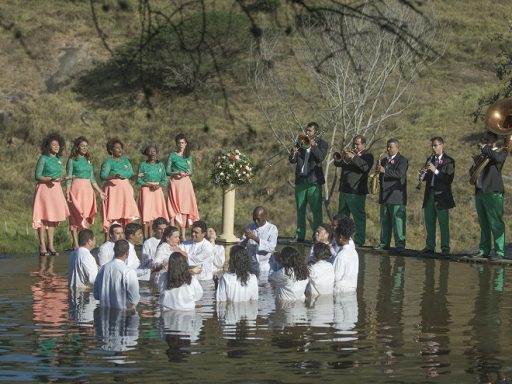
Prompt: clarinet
<box><xmin>416</xmin><ymin>153</ymin><xmax>435</xmax><ymax>190</ymax></box>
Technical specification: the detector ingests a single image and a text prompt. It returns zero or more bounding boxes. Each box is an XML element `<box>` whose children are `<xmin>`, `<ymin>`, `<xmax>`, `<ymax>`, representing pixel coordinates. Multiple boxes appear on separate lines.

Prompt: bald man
<box><xmin>240</xmin><ymin>206</ymin><xmax>278</xmax><ymax>280</ymax></box>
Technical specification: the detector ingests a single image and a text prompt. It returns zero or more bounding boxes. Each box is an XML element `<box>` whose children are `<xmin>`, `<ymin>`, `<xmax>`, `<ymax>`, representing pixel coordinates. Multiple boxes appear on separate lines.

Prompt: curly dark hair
<box><xmin>106</xmin><ymin>138</ymin><xmax>124</xmax><ymax>155</ymax></box>
<box><xmin>313</xmin><ymin>242</ymin><xmax>332</xmax><ymax>262</ymax></box>
<box><xmin>175</xmin><ymin>133</ymin><xmax>191</xmax><ymax>157</ymax></box>
<box><xmin>334</xmin><ymin>215</ymin><xmax>356</xmax><ymax>242</ymax></box>
<box><xmin>141</xmin><ymin>143</ymin><xmax>158</xmax><ymax>157</ymax></box>
<box><xmin>316</xmin><ymin>223</ymin><xmax>333</xmax><ymax>243</ymax></box>
<box><xmin>280</xmin><ymin>246</ymin><xmax>309</xmax><ymax>281</ymax></box>
<box><xmin>41</xmin><ymin>132</ymin><xmax>65</xmax><ymax>156</ymax></box>
<box><xmin>167</xmin><ymin>252</ymin><xmax>192</xmax><ymax>289</ymax></box>
<box><xmin>70</xmin><ymin>136</ymin><xmax>91</xmax><ymax>161</ymax></box>
<box><xmin>228</xmin><ymin>245</ymin><xmax>251</xmax><ymax>286</ymax></box>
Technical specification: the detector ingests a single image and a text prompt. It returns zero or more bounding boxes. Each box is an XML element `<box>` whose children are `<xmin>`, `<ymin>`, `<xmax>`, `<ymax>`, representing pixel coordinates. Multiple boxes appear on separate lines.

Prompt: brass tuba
<box><xmin>369</xmin><ymin>152</ymin><xmax>387</xmax><ymax>195</ymax></box>
<box><xmin>469</xmin><ymin>99</ymin><xmax>512</xmax><ymax>184</ymax></box>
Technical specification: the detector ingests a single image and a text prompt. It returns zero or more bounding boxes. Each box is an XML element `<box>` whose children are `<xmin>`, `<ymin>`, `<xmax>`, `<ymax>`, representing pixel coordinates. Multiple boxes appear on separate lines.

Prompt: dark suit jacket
<box><xmin>289</xmin><ymin>139</ymin><xmax>328</xmax><ymax>185</ymax></box>
<box><xmin>379</xmin><ymin>153</ymin><xmax>408</xmax><ymax>205</ymax></box>
<box><xmin>334</xmin><ymin>149</ymin><xmax>374</xmax><ymax>194</ymax></box>
<box><xmin>473</xmin><ymin>146</ymin><xmax>508</xmax><ymax>194</ymax></box>
<box><xmin>422</xmin><ymin>153</ymin><xmax>455</xmax><ymax>210</ymax></box>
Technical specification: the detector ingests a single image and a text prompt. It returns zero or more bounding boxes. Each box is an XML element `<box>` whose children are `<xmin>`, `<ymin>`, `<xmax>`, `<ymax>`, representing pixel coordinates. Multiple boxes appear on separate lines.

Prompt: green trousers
<box><xmin>424</xmin><ymin>191</ymin><xmax>450</xmax><ymax>252</ymax></box>
<box><xmin>339</xmin><ymin>192</ymin><xmax>367</xmax><ymax>246</ymax></box>
<box><xmin>379</xmin><ymin>203</ymin><xmax>406</xmax><ymax>249</ymax></box>
<box><xmin>295</xmin><ymin>177</ymin><xmax>323</xmax><ymax>240</ymax></box>
<box><xmin>475</xmin><ymin>190</ymin><xmax>505</xmax><ymax>257</ymax></box>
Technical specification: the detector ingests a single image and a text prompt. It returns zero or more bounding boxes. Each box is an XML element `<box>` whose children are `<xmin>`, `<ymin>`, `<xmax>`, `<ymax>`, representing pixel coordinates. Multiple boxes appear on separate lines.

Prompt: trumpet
<box><xmin>333</xmin><ymin>146</ymin><xmax>357</xmax><ymax>162</ymax></box>
<box><xmin>416</xmin><ymin>152</ymin><xmax>435</xmax><ymax>190</ymax></box>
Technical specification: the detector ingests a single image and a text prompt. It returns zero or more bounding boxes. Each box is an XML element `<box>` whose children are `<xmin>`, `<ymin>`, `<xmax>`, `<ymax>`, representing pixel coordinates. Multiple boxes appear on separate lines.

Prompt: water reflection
<box><xmin>159</xmin><ymin>310</ymin><xmax>203</xmax><ymax>362</ymax></box>
<box><xmin>68</xmin><ymin>289</ymin><xmax>97</xmax><ymax>327</ymax></box>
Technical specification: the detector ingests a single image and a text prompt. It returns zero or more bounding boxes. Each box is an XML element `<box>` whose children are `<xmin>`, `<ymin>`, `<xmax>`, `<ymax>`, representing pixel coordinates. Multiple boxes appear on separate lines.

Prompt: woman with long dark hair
<box><xmin>153</xmin><ymin>225</ymin><xmax>187</xmax><ymax>271</ymax></box>
<box><xmin>100</xmin><ymin>138</ymin><xmax>139</xmax><ymax>235</ymax></box>
<box><xmin>216</xmin><ymin>245</ymin><xmax>258</xmax><ymax>302</ymax></box>
<box><xmin>269</xmin><ymin>246</ymin><xmax>309</xmax><ymax>301</ymax></box>
<box><xmin>32</xmin><ymin>132</ymin><xmax>70</xmax><ymax>276</ymax></box>
<box><xmin>166</xmin><ymin>133</ymin><xmax>199</xmax><ymax>240</ymax></box>
<box><xmin>66</xmin><ymin>136</ymin><xmax>106</xmax><ymax>249</ymax></box>
<box><xmin>159</xmin><ymin>252</ymin><xmax>203</xmax><ymax>311</ymax></box>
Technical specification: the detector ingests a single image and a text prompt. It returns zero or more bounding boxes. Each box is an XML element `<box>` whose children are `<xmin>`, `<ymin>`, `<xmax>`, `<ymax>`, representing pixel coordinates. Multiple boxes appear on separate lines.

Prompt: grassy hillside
<box><xmin>1</xmin><ymin>0</ymin><xmax>511</xmax><ymax>254</ymax></box>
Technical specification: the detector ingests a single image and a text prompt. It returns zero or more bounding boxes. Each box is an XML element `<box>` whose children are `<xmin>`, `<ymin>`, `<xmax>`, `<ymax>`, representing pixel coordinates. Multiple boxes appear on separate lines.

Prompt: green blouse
<box><xmin>100</xmin><ymin>156</ymin><xmax>135</xmax><ymax>181</ymax></box>
<box><xmin>34</xmin><ymin>155</ymin><xmax>64</xmax><ymax>181</ymax></box>
<box><xmin>166</xmin><ymin>152</ymin><xmax>193</xmax><ymax>176</ymax></box>
<box><xmin>66</xmin><ymin>156</ymin><xmax>97</xmax><ymax>186</ymax></box>
<box><xmin>136</xmin><ymin>161</ymin><xmax>168</xmax><ymax>187</ymax></box>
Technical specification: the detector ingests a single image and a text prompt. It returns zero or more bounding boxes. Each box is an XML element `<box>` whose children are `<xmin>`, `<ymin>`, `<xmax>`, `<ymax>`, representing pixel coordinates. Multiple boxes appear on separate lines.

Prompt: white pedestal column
<box><xmin>218</xmin><ymin>185</ymin><xmax>239</xmax><ymax>243</ymax></box>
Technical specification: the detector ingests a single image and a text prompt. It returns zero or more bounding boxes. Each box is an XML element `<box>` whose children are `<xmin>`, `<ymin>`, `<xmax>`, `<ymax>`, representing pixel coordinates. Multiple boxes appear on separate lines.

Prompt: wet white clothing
<box><xmin>182</xmin><ymin>238</ymin><xmax>214</xmax><ymax>281</ymax></box>
<box><xmin>216</xmin><ymin>272</ymin><xmax>259</xmax><ymax>302</ymax></box>
<box><xmin>141</xmin><ymin>237</ymin><xmax>160</xmax><ymax>269</ymax></box>
<box><xmin>127</xmin><ymin>242</ymin><xmax>141</xmax><ymax>270</ymax></box>
<box><xmin>332</xmin><ymin>240</ymin><xmax>359</xmax><ymax>293</ymax></box>
<box><xmin>306</xmin><ymin>260</ymin><xmax>334</xmax><ymax>296</ymax></box>
<box><xmin>269</xmin><ymin>269</ymin><xmax>308</xmax><ymax>301</ymax></box>
<box><xmin>97</xmin><ymin>240</ymin><xmax>115</xmax><ymax>267</ymax></box>
<box><xmin>153</xmin><ymin>242</ymin><xmax>173</xmax><ymax>269</ymax></box>
<box><xmin>94</xmin><ymin>258</ymin><xmax>140</xmax><ymax>309</ymax></box>
<box><xmin>68</xmin><ymin>247</ymin><xmax>98</xmax><ymax>289</ymax></box>
<box><xmin>159</xmin><ymin>278</ymin><xmax>203</xmax><ymax>311</ymax></box>
<box><xmin>212</xmin><ymin>244</ymin><xmax>225</xmax><ymax>274</ymax></box>
<box><xmin>240</xmin><ymin>221</ymin><xmax>278</xmax><ymax>278</ymax></box>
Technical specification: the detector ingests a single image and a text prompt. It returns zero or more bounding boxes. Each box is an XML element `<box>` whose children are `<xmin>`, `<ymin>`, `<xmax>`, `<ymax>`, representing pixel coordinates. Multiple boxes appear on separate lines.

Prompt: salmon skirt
<box><xmin>102</xmin><ymin>178</ymin><xmax>140</xmax><ymax>232</ymax></box>
<box><xmin>68</xmin><ymin>178</ymin><xmax>97</xmax><ymax>230</ymax></box>
<box><xmin>167</xmin><ymin>176</ymin><xmax>199</xmax><ymax>227</ymax></box>
<box><xmin>32</xmin><ymin>182</ymin><xmax>70</xmax><ymax>229</ymax></box>
<box><xmin>138</xmin><ymin>183</ymin><xmax>170</xmax><ymax>224</ymax></box>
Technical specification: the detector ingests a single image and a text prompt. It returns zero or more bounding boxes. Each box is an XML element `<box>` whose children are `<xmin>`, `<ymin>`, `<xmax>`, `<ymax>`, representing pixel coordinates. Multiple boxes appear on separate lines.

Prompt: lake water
<box><xmin>0</xmin><ymin>251</ymin><xmax>511</xmax><ymax>383</ymax></box>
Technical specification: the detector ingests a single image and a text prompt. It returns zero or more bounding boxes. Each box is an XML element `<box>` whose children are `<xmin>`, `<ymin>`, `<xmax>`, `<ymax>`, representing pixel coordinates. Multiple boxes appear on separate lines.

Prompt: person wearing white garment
<box><xmin>140</xmin><ymin>217</ymin><xmax>168</xmax><ymax>269</ymax></box>
<box><xmin>94</xmin><ymin>239</ymin><xmax>140</xmax><ymax>310</ymax></box>
<box><xmin>97</xmin><ymin>224</ymin><xmax>123</xmax><ymax>267</ymax></box>
<box><xmin>181</xmin><ymin>221</ymin><xmax>214</xmax><ymax>281</ymax></box>
<box><xmin>207</xmin><ymin>227</ymin><xmax>225</xmax><ymax>275</ymax></box>
<box><xmin>68</xmin><ymin>229</ymin><xmax>98</xmax><ymax>289</ymax></box>
<box><xmin>269</xmin><ymin>246</ymin><xmax>309</xmax><ymax>301</ymax></box>
<box><xmin>153</xmin><ymin>226</ymin><xmax>186</xmax><ymax>271</ymax></box>
<box><xmin>216</xmin><ymin>245</ymin><xmax>258</xmax><ymax>302</ymax></box>
<box><xmin>332</xmin><ymin>215</ymin><xmax>359</xmax><ymax>294</ymax></box>
<box><xmin>306</xmin><ymin>242</ymin><xmax>334</xmax><ymax>297</ymax></box>
<box><xmin>125</xmin><ymin>222</ymin><xmax>143</xmax><ymax>270</ymax></box>
<box><xmin>240</xmin><ymin>206</ymin><xmax>278</xmax><ymax>279</ymax></box>
<box><xmin>159</xmin><ymin>252</ymin><xmax>203</xmax><ymax>311</ymax></box>
<box><xmin>307</xmin><ymin>223</ymin><xmax>336</xmax><ymax>264</ymax></box>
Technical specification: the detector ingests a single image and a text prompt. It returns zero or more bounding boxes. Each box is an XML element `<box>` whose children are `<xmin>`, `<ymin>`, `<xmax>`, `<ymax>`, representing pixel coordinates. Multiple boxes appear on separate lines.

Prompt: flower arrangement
<box><xmin>211</xmin><ymin>149</ymin><xmax>254</xmax><ymax>187</ymax></box>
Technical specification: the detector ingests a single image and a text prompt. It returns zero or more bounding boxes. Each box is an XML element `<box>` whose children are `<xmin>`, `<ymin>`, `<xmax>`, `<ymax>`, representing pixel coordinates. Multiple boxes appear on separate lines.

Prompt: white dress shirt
<box><xmin>68</xmin><ymin>247</ymin><xmax>98</xmax><ymax>289</ymax></box>
<box><xmin>97</xmin><ymin>240</ymin><xmax>115</xmax><ymax>267</ymax></box>
<box><xmin>182</xmin><ymin>238</ymin><xmax>214</xmax><ymax>280</ymax></box>
<box><xmin>216</xmin><ymin>272</ymin><xmax>258</xmax><ymax>302</ymax></box>
<box><xmin>141</xmin><ymin>237</ymin><xmax>160</xmax><ymax>269</ymax></box>
<box><xmin>212</xmin><ymin>244</ymin><xmax>226</xmax><ymax>274</ymax></box>
<box><xmin>94</xmin><ymin>258</ymin><xmax>140</xmax><ymax>309</ymax></box>
<box><xmin>127</xmin><ymin>242</ymin><xmax>141</xmax><ymax>270</ymax></box>
<box><xmin>332</xmin><ymin>240</ymin><xmax>359</xmax><ymax>293</ymax></box>
<box><xmin>240</xmin><ymin>221</ymin><xmax>278</xmax><ymax>278</ymax></box>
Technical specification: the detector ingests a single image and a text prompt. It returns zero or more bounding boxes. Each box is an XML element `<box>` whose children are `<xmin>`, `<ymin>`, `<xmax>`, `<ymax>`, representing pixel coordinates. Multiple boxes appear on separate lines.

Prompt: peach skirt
<box><xmin>167</xmin><ymin>176</ymin><xmax>199</xmax><ymax>227</ymax></box>
<box><xmin>32</xmin><ymin>182</ymin><xmax>70</xmax><ymax>229</ymax></box>
<box><xmin>138</xmin><ymin>184</ymin><xmax>170</xmax><ymax>224</ymax></box>
<box><xmin>68</xmin><ymin>178</ymin><xmax>97</xmax><ymax>230</ymax></box>
<box><xmin>102</xmin><ymin>178</ymin><xmax>140</xmax><ymax>232</ymax></box>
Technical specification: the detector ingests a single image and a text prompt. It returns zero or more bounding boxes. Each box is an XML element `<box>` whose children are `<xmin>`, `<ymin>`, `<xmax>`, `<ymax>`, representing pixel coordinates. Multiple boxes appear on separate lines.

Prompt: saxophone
<box><xmin>368</xmin><ymin>152</ymin><xmax>387</xmax><ymax>195</ymax></box>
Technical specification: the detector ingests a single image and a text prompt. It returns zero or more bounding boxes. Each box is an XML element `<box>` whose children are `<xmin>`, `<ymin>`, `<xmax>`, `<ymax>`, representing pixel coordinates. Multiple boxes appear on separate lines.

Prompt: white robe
<box><xmin>332</xmin><ymin>240</ymin><xmax>359</xmax><ymax>293</ymax></box>
<box><xmin>216</xmin><ymin>272</ymin><xmax>259</xmax><ymax>302</ymax></box>
<box><xmin>68</xmin><ymin>247</ymin><xmax>98</xmax><ymax>289</ymax></box>
<box><xmin>268</xmin><ymin>269</ymin><xmax>308</xmax><ymax>301</ymax></box>
<box><xmin>127</xmin><ymin>242</ymin><xmax>141</xmax><ymax>270</ymax></box>
<box><xmin>182</xmin><ymin>238</ymin><xmax>214</xmax><ymax>280</ymax></box>
<box><xmin>94</xmin><ymin>258</ymin><xmax>140</xmax><ymax>309</ymax></box>
<box><xmin>240</xmin><ymin>221</ymin><xmax>278</xmax><ymax>279</ymax></box>
<box><xmin>306</xmin><ymin>260</ymin><xmax>334</xmax><ymax>296</ymax></box>
<box><xmin>141</xmin><ymin>237</ymin><xmax>160</xmax><ymax>269</ymax></box>
<box><xmin>212</xmin><ymin>244</ymin><xmax>226</xmax><ymax>274</ymax></box>
<box><xmin>153</xmin><ymin>242</ymin><xmax>172</xmax><ymax>268</ymax></box>
<box><xmin>97</xmin><ymin>240</ymin><xmax>115</xmax><ymax>267</ymax></box>
<box><xmin>159</xmin><ymin>277</ymin><xmax>203</xmax><ymax>311</ymax></box>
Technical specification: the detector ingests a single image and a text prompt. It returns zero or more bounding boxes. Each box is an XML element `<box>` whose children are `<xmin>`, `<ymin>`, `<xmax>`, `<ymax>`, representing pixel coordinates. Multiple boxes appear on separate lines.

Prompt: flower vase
<box><xmin>218</xmin><ymin>184</ymin><xmax>239</xmax><ymax>243</ymax></box>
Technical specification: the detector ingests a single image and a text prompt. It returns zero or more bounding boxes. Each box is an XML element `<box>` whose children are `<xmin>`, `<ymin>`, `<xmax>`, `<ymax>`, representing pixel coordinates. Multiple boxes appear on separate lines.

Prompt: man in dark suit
<box><xmin>334</xmin><ymin>134</ymin><xmax>374</xmax><ymax>246</ymax></box>
<box><xmin>420</xmin><ymin>137</ymin><xmax>455</xmax><ymax>257</ymax></box>
<box><xmin>374</xmin><ymin>138</ymin><xmax>408</xmax><ymax>252</ymax></box>
<box><xmin>472</xmin><ymin>131</ymin><xmax>508</xmax><ymax>260</ymax></box>
<box><xmin>289</xmin><ymin>122</ymin><xmax>328</xmax><ymax>241</ymax></box>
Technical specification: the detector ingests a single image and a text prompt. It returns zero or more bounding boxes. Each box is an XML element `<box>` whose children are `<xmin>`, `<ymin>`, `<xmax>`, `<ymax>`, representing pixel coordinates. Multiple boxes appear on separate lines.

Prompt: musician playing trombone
<box><xmin>289</xmin><ymin>122</ymin><xmax>328</xmax><ymax>242</ymax></box>
<box><xmin>419</xmin><ymin>137</ymin><xmax>455</xmax><ymax>257</ymax></box>
<box><xmin>333</xmin><ymin>135</ymin><xmax>374</xmax><ymax>247</ymax></box>
<box><xmin>472</xmin><ymin>131</ymin><xmax>508</xmax><ymax>260</ymax></box>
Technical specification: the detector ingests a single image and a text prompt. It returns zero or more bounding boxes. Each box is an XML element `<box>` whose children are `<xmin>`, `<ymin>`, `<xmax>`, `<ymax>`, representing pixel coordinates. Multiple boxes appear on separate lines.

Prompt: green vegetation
<box><xmin>1</xmin><ymin>0</ymin><xmax>511</xmax><ymax>254</ymax></box>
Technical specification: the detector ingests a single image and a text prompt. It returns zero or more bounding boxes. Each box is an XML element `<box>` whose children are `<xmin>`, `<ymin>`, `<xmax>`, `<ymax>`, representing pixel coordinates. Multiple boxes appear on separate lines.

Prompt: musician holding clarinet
<box><xmin>418</xmin><ymin>137</ymin><xmax>455</xmax><ymax>257</ymax></box>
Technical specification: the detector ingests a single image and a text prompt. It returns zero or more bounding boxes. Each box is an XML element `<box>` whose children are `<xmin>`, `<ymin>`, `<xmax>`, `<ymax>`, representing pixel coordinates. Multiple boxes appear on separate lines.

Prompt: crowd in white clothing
<box><xmin>67</xmin><ymin>209</ymin><xmax>360</xmax><ymax>314</ymax></box>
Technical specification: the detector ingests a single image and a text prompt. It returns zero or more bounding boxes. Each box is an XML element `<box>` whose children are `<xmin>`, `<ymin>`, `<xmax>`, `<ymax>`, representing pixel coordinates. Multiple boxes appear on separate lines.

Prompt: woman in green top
<box><xmin>100</xmin><ymin>138</ymin><xmax>140</xmax><ymax>236</ymax></box>
<box><xmin>32</xmin><ymin>133</ymin><xmax>71</xmax><ymax>277</ymax></box>
<box><xmin>66</xmin><ymin>136</ymin><xmax>107</xmax><ymax>249</ymax></box>
<box><xmin>136</xmin><ymin>144</ymin><xmax>170</xmax><ymax>238</ymax></box>
<box><xmin>166</xmin><ymin>133</ymin><xmax>200</xmax><ymax>240</ymax></box>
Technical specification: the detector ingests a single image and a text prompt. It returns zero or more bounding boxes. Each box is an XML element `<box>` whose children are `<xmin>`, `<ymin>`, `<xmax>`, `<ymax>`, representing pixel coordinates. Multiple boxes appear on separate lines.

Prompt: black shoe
<box><xmin>441</xmin><ymin>249</ymin><xmax>451</xmax><ymax>258</ymax></box>
<box><xmin>373</xmin><ymin>245</ymin><xmax>390</xmax><ymax>251</ymax></box>
<box><xmin>395</xmin><ymin>247</ymin><xmax>405</xmax><ymax>255</ymax></box>
<box><xmin>421</xmin><ymin>247</ymin><xmax>435</xmax><ymax>254</ymax></box>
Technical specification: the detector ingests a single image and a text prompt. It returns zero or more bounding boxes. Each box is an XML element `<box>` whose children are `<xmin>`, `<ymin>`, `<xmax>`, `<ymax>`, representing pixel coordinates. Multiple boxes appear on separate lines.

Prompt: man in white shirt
<box><xmin>125</xmin><ymin>222</ymin><xmax>142</xmax><ymax>270</ymax></box>
<box><xmin>141</xmin><ymin>217</ymin><xmax>168</xmax><ymax>269</ymax></box>
<box><xmin>68</xmin><ymin>229</ymin><xmax>98</xmax><ymax>289</ymax></box>
<box><xmin>332</xmin><ymin>215</ymin><xmax>359</xmax><ymax>294</ymax></box>
<box><xmin>240</xmin><ymin>206</ymin><xmax>278</xmax><ymax>279</ymax></box>
<box><xmin>94</xmin><ymin>239</ymin><xmax>140</xmax><ymax>310</ymax></box>
<box><xmin>181</xmin><ymin>221</ymin><xmax>214</xmax><ymax>281</ymax></box>
<box><xmin>97</xmin><ymin>224</ymin><xmax>124</xmax><ymax>267</ymax></box>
